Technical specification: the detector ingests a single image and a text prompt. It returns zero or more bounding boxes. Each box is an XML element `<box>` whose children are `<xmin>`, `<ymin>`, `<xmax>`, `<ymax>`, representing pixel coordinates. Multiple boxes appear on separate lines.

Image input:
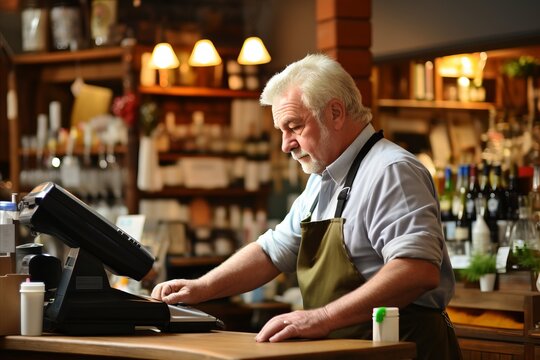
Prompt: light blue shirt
<box><xmin>257</xmin><ymin>124</ymin><xmax>455</xmax><ymax>309</ymax></box>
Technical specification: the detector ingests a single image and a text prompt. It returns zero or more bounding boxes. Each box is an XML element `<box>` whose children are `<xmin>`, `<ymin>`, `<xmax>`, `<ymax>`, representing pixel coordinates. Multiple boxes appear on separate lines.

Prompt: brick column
<box><xmin>316</xmin><ymin>0</ymin><xmax>372</xmax><ymax>107</ymax></box>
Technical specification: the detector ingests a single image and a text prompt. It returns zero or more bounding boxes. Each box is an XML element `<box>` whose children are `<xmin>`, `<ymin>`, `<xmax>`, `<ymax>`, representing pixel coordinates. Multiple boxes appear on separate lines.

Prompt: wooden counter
<box><xmin>448</xmin><ymin>282</ymin><xmax>540</xmax><ymax>359</ymax></box>
<box><xmin>0</xmin><ymin>330</ymin><xmax>416</xmax><ymax>360</ymax></box>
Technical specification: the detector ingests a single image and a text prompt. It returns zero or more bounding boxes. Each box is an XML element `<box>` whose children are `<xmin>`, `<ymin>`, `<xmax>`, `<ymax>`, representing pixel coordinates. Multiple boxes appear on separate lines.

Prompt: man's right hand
<box><xmin>151</xmin><ymin>279</ymin><xmax>207</xmax><ymax>304</ymax></box>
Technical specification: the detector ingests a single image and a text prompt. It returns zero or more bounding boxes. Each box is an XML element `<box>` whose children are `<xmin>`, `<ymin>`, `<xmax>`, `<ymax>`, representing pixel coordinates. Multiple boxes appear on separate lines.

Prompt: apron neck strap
<box><xmin>334</xmin><ymin>130</ymin><xmax>384</xmax><ymax>218</ymax></box>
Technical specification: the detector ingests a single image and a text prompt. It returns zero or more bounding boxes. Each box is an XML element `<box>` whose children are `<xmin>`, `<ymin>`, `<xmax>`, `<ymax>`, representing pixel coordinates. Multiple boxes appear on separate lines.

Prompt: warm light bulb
<box><xmin>460</xmin><ymin>56</ymin><xmax>474</xmax><ymax>77</ymax></box>
<box><xmin>237</xmin><ymin>37</ymin><xmax>271</xmax><ymax>65</ymax></box>
<box><xmin>188</xmin><ymin>39</ymin><xmax>222</xmax><ymax>67</ymax></box>
<box><xmin>457</xmin><ymin>76</ymin><xmax>470</xmax><ymax>88</ymax></box>
<box><xmin>149</xmin><ymin>43</ymin><xmax>180</xmax><ymax>69</ymax></box>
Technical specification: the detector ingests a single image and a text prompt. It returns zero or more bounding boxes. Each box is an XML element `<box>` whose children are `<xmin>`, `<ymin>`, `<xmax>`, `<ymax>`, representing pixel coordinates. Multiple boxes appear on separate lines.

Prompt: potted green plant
<box><xmin>502</xmin><ymin>56</ymin><xmax>540</xmax><ymax>132</ymax></box>
<box><xmin>461</xmin><ymin>253</ymin><xmax>497</xmax><ymax>292</ymax></box>
<box><xmin>511</xmin><ymin>246</ymin><xmax>540</xmax><ymax>291</ymax></box>
<box><xmin>512</xmin><ymin>246</ymin><xmax>540</xmax><ymax>272</ymax></box>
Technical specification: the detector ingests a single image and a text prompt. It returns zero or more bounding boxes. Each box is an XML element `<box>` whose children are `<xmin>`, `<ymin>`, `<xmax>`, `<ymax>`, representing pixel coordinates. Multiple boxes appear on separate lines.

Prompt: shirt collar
<box><xmin>323</xmin><ymin>123</ymin><xmax>376</xmax><ymax>186</ymax></box>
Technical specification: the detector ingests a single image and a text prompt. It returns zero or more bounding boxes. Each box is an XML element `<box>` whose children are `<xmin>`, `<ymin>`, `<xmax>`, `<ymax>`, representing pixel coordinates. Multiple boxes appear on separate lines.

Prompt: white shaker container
<box><xmin>372</xmin><ymin>307</ymin><xmax>399</xmax><ymax>342</ymax></box>
<box><xmin>20</xmin><ymin>281</ymin><xmax>46</xmax><ymax>336</ymax></box>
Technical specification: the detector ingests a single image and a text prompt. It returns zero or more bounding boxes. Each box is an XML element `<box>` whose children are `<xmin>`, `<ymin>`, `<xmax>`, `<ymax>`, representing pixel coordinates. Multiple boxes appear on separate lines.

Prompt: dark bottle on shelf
<box><xmin>454</xmin><ymin>169</ymin><xmax>470</xmax><ymax>256</ymax></box>
<box><xmin>452</xmin><ymin>165</ymin><xmax>468</xmax><ymax>218</ymax></box>
<box><xmin>486</xmin><ymin>164</ymin><xmax>506</xmax><ymax>245</ymax></box>
<box><xmin>440</xmin><ymin>167</ymin><xmax>455</xmax><ymax>243</ymax></box>
<box><xmin>478</xmin><ymin>161</ymin><xmax>492</xmax><ymax>199</ymax></box>
<box><xmin>440</xmin><ymin>167</ymin><xmax>454</xmax><ymax>222</ymax></box>
<box><xmin>465</xmin><ymin>164</ymin><xmax>479</xmax><ymax>222</ymax></box>
<box><xmin>505</xmin><ymin>163</ymin><xmax>520</xmax><ymax>222</ymax></box>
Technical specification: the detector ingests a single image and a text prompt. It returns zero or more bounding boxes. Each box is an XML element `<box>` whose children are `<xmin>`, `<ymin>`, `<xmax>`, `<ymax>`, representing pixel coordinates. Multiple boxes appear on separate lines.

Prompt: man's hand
<box><xmin>151</xmin><ymin>279</ymin><xmax>207</xmax><ymax>304</ymax></box>
<box><xmin>255</xmin><ymin>308</ymin><xmax>332</xmax><ymax>342</ymax></box>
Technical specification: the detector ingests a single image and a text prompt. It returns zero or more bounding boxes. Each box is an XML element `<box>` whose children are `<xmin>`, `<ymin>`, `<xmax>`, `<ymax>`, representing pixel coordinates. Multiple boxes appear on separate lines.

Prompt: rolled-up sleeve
<box><xmin>365</xmin><ymin>161</ymin><xmax>444</xmax><ymax>267</ymax></box>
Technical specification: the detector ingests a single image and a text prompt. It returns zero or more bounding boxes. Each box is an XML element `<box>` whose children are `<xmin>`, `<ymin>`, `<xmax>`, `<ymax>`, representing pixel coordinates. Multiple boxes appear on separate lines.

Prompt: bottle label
<box><xmin>466</xmin><ymin>199</ymin><xmax>475</xmax><ymax>216</ymax></box>
<box><xmin>440</xmin><ymin>199</ymin><xmax>451</xmax><ymax>212</ymax></box>
<box><xmin>472</xmin><ymin>218</ymin><xmax>491</xmax><ymax>254</ymax></box>
<box><xmin>455</xmin><ymin>226</ymin><xmax>469</xmax><ymax>242</ymax></box>
<box><xmin>496</xmin><ymin>246</ymin><xmax>510</xmax><ymax>273</ymax></box>
<box><xmin>443</xmin><ymin>221</ymin><xmax>456</xmax><ymax>240</ymax></box>
<box><xmin>487</xmin><ymin>198</ymin><xmax>499</xmax><ymax>214</ymax></box>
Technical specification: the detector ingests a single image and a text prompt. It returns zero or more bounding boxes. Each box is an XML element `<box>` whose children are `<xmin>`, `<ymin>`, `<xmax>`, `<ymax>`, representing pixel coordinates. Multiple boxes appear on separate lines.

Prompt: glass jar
<box><xmin>50</xmin><ymin>0</ymin><xmax>83</xmax><ymax>51</ymax></box>
<box><xmin>507</xmin><ymin>196</ymin><xmax>540</xmax><ymax>271</ymax></box>
<box><xmin>21</xmin><ymin>0</ymin><xmax>48</xmax><ymax>52</ymax></box>
<box><xmin>91</xmin><ymin>0</ymin><xmax>117</xmax><ymax>46</ymax></box>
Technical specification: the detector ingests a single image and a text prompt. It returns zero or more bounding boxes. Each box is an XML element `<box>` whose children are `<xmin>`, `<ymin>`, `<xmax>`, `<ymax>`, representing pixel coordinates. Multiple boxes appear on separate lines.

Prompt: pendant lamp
<box><xmin>237</xmin><ymin>36</ymin><xmax>271</xmax><ymax>65</ymax></box>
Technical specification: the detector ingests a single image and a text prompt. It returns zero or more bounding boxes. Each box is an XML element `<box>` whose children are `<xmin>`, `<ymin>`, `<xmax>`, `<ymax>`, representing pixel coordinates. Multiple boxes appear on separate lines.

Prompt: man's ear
<box><xmin>329</xmin><ymin>99</ymin><xmax>345</xmax><ymax>130</ymax></box>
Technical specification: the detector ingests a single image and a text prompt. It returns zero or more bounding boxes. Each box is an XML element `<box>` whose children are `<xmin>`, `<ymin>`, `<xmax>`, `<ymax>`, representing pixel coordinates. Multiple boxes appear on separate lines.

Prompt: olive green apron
<box><xmin>296</xmin><ymin>130</ymin><xmax>462</xmax><ymax>359</ymax></box>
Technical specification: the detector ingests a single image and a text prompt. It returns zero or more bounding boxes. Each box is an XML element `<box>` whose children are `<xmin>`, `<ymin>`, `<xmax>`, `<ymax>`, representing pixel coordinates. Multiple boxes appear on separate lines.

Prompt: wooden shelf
<box><xmin>449</xmin><ymin>286</ymin><xmax>535</xmax><ymax>312</ymax></box>
<box><xmin>139</xmin><ymin>85</ymin><xmax>260</xmax><ymax>99</ymax></box>
<box><xmin>455</xmin><ymin>324</ymin><xmax>524</xmax><ymax>342</ymax></box>
<box><xmin>12</xmin><ymin>47</ymin><xmax>125</xmax><ymax>65</ymax></box>
<box><xmin>446</xmin><ymin>282</ymin><xmax>540</xmax><ymax>358</ymax></box>
<box><xmin>158</xmin><ymin>152</ymin><xmax>249</xmax><ymax>161</ymax></box>
<box><xmin>376</xmin><ymin>98</ymin><xmax>496</xmax><ymax>111</ymax></box>
<box><xmin>139</xmin><ymin>185</ymin><xmax>271</xmax><ymax>198</ymax></box>
<box><xmin>19</xmin><ymin>145</ymin><xmax>127</xmax><ymax>158</ymax></box>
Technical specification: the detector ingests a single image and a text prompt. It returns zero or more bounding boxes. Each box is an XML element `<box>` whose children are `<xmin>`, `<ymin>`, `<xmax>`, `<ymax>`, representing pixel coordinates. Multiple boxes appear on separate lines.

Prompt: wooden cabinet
<box><xmin>448</xmin><ymin>284</ymin><xmax>540</xmax><ymax>359</ymax></box>
<box><xmin>8</xmin><ymin>46</ymin><xmax>139</xmax><ymax>212</ymax></box>
<box><xmin>372</xmin><ymin>45</ymin><xmax>540</xmax><ymax>166</ymax></box>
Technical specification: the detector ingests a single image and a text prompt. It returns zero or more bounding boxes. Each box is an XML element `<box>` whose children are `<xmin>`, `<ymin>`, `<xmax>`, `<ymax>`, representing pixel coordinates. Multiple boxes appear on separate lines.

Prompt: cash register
<box><xmin>19</xmin><ymin>182</ymin><xmax>224</xmax><ymax>335</ymax></box>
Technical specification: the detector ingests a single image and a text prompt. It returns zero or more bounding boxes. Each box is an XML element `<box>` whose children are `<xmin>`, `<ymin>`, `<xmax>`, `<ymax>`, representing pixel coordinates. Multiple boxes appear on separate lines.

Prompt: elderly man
<box><xmin>152</xmin><ymin>54</ymin><xmax>461</xmax><ymax>359</ymax></box>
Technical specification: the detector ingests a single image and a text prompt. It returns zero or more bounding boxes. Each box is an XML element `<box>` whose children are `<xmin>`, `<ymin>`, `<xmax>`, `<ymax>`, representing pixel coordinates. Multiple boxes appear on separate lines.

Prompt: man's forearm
<box><xmin>323</xmin><ymin>258</ymin><xmax>440</xmax><ymax>332</ymax></box>
<box><xmin>201</xmin><ymin>242</ymin><xmax>282</xmax><ymax>300</ymax></box>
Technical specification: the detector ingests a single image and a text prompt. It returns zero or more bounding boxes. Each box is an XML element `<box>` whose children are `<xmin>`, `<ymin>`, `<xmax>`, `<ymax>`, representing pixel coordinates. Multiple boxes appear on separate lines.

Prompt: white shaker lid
<box><xmin>20</xmin><ymin>281</ymin><xmax>45</xmax><ymax>292</ymax></box>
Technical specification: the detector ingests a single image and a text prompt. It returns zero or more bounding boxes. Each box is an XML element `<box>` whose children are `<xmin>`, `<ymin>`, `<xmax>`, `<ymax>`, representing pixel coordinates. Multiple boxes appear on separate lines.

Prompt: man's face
<box><xmin>273</xmin><ymin>89</ymin><xmax>332</xmax><ymax>174</ymax></box>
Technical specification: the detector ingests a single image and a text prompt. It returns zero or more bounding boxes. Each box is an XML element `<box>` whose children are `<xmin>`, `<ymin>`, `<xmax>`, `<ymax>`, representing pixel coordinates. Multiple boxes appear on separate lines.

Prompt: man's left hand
<box><xmin>255</xmin><ymin>308</ymin><xmax>332</xmax><ymax>342</ymax></box>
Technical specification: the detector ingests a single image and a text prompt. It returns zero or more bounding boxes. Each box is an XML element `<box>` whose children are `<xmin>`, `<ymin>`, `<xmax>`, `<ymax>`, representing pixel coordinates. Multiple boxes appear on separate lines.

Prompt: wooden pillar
<box><xmin>316</xmin><ymin>0</ymin><xmax>372</xmax><ymax>107</ymax></box>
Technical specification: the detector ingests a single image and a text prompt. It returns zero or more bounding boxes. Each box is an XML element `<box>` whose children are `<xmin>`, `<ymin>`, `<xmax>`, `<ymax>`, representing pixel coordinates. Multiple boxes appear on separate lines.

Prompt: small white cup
<box><xmin>20</xmin><ymin>281</ymin><xmax>45</xmax><ymax>336</ymax></box>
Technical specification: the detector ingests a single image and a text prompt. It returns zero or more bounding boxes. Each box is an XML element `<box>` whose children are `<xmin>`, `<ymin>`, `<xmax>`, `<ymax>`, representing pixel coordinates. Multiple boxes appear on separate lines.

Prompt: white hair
<box><xmin>260</xmin><ymin>53</ymin><xmax>372</xmax><ymax>124</ymax></box>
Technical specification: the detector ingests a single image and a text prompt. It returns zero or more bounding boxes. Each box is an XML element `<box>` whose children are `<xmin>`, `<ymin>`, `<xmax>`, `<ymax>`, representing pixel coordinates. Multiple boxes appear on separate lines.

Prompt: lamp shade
<box><xmin>149</xmin><ymin>43</ymin><xmax>180</xmax><ymax>69</ymax></box>
<box><xmin>188</xmin><ymin>39</ymin><xmax>222</xmax><ymax>67</ymax></box>
<box><xmin>237</xmin><ymin>37</ymin><xmax>271</xmax><ymax>65</ymax></box>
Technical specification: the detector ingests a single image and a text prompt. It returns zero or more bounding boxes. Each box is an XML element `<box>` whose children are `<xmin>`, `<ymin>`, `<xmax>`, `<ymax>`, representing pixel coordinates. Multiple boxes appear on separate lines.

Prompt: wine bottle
<box><xmin>465</xmin><ymin>164</ymin><xmax>479</xmax><ymax>222</ymax></box>
<box><xmin>486</xmin><ymin>164</ymin><xmax>505</xmax><ymax>245</ymax></box>
<box><xmin>452</xmin><ymin>165</ymin><xmax>466</xmax><ymax>218</ymax></box>
<box><xmin>505</xmin><ymin>163</ymin><xmax>520</xmax><ymax>222</ymax></box>
<box><xmin>454</xmin><ymin>187</ymin><xmax>470</xmax><ymax>256</ymax></box>
<box><xmin>479</xmin><ymin>161</ymin><xmax>492</xmax><ymax>199</ymax></box>
<box><xmin>440</xmin><ymin>167</ymin><xmax>454</xmax><ymax>222</ymax></box>
<box><xmin>471</xmin><ymin>197</ymin><xmax>491</xmax><ymax>255</ymax></box>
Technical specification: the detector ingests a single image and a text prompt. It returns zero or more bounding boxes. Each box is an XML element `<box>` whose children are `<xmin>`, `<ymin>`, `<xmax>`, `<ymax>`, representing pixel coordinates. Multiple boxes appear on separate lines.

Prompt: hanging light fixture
<box><xmin>237</xmin><ymin>36</ymin><xmax>271</xmax><ymax>65</ymax></box>
<box><xmin>149</xmin><ymin>42</ymin><xmax>180</xmax><ymax>87</ymax></box>
<box><xmin>188</xmin><ymin>39</ymin><xmax>222</xmax><ymax>67</ymax></box>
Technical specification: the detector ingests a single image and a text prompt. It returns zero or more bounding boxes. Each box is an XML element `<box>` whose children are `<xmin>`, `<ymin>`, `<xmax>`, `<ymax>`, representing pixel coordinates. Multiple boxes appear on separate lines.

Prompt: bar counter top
<box><xmin>0</xmin><ymin>330</ymin><xmax>416</xmax><ymax>360</ymax></box>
